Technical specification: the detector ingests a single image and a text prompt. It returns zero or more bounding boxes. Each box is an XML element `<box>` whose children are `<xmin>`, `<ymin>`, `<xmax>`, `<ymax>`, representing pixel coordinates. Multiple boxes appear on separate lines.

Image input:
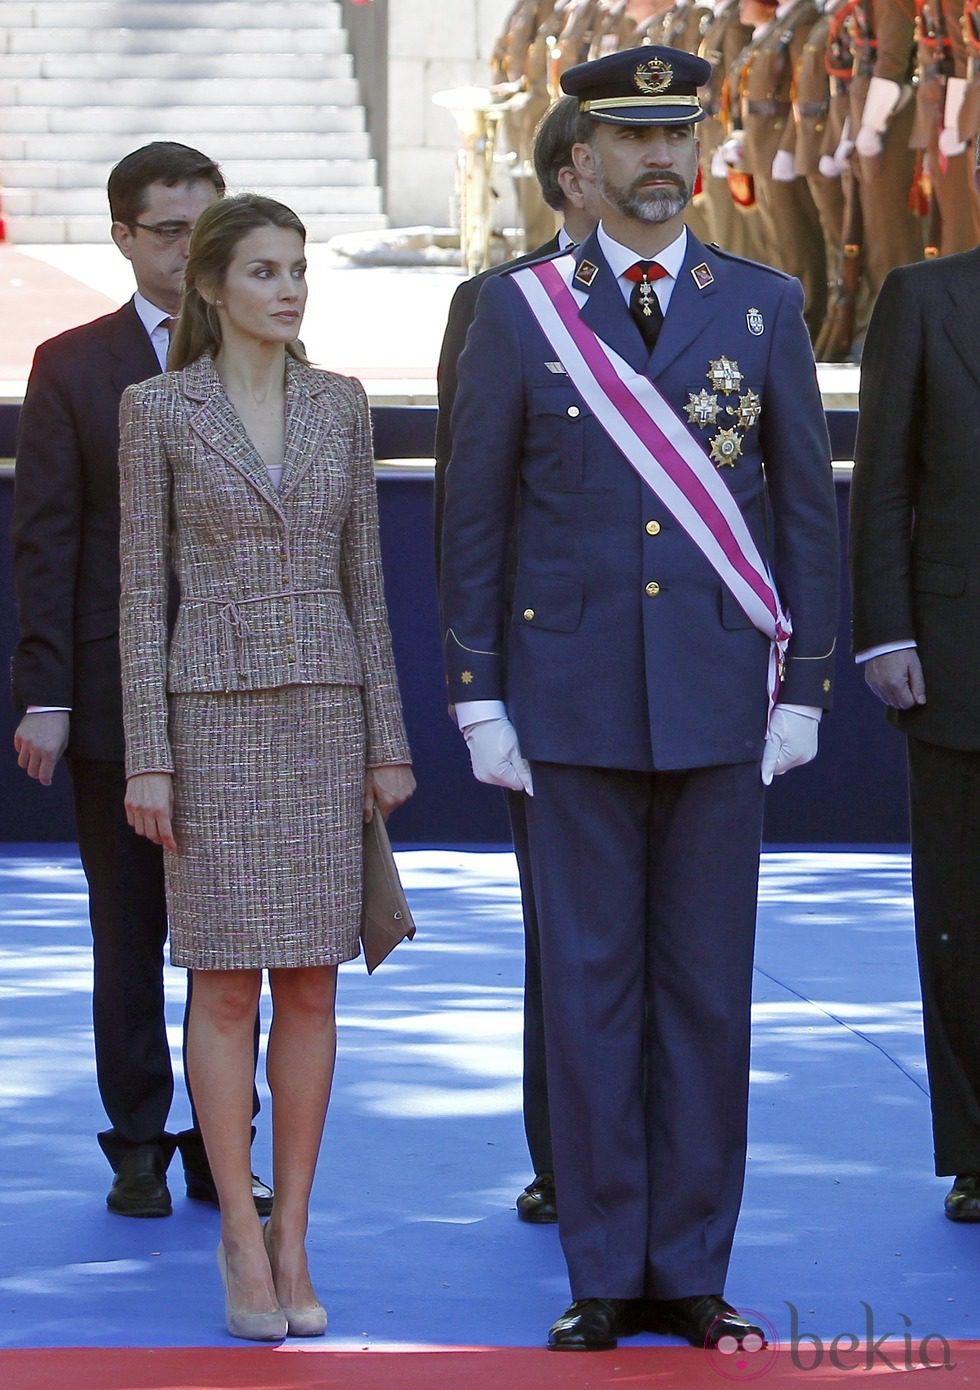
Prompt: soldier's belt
<box><xmin>796</xmin><ymin>100</ymin><xmax>830</xmax><ymax>117</ymax></box>
<box><xmin>745</xmin><ymin>98</ymin><xmax>792</xmax><ymax>117</ymax></box>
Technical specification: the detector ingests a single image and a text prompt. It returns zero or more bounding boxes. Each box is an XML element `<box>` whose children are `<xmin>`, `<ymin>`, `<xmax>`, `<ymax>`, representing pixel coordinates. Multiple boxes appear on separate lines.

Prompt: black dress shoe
<box><xmin>185</xmin><ymin>1168</ymin><xmax>274</xmax><ymax>1217</ymax></box>
<box><xmin>945</xmin><ymin>1173</ymin><xmax>980</xmax><ymax>1222</ymax></box>
<box><xmin>548</xmin><ymin>1297</ymin><xmax>640</xmax><ymax>1351</ymax></box>
<box><xmin>644</xmin><ymin>1294</ymin><xmax>767</xmax><ymax>1350</ymax></box>
<box><xmin>106</xmin><ymin>1149</ymin><xmax>172</xmax><ymax>1218</ymax></box>
<box><xmin>516</xmin><ymin>1171</ymin><xmax>557</xmax><ymax>1223</ymax></box>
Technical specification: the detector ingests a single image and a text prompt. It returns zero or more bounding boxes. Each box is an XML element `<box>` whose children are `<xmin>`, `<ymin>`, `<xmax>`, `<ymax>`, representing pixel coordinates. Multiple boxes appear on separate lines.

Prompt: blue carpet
<box><xmin>0</xmin><ymin>845</ymin><xmax>973</xmax><ymax>1355</ymax></box>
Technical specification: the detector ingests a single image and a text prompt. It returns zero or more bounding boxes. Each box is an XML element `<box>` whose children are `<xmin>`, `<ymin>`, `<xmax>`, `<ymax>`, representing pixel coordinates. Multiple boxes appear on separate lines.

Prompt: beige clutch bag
<box><xmin>360</xmin><ymin>811</ymin><xmax>416</xmax><ymax>973</ymax></box>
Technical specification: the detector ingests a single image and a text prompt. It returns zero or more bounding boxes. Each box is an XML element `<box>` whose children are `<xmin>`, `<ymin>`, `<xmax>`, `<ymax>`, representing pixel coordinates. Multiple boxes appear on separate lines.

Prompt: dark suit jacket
<box><xmin>849</xmin><ymin>247</ymin><xmax>980</xmax><ymax>749</ymax></box>
<box><xmin>11</xmin><ymin>300</ymin><xmax>160</xmax><ymax>761</ymax></box>
<box><xmin>433</xmin><ymin>235</ymin><xmax>561</xmax><ymax>577</ymax></box>
<box><xmin>440</xmin><ymin>228</ymin><xmax>839</xmax><ymax>772</ymax></box>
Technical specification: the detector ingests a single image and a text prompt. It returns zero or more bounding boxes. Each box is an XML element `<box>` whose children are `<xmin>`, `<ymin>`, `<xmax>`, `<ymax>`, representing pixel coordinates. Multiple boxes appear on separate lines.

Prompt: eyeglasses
<box><xmin>130</xmin><ymin>220</ymin><xmax>195</xmax><ymax>245</ymax></box>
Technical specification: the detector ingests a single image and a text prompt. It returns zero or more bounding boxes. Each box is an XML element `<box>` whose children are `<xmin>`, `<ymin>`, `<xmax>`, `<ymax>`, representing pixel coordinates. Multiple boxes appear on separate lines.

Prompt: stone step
<box><xmin>3</xmin><ymin>105</ymin><xmax>367</xmax><ymax>135</ymax></box>
<box><xmin>1</xmin><ymin>51</ymin><xmax>353</xmax><ymax>81</ymax></box>
<box><xmin>5</xmin><ymin>3</ymin><xmax>342</xmax><ymax>31</ymax></box>
<box><xmin>0</xmin><ymin>131</ymin><xmax>371</xmax><ymax>161</ymax></box>
<box><xmin>7</xmin><ymin>158</ymin><xmax>377</xmax><ymax>189</ymax></box>
<box><xmin>3</xmin><ymin>76</ymin><xmax>361</xmax><ymax>107</ymax></box>
<box><xmin>6</xmin><ymin>26</ymin><xmax>347</xmax><ymax>55</ymax></box>
<box><xmin>4</xmin><ymin>209</ymin><xmax>388</xmax><ymax>246</ymax></box>
<box><xmin>3</xmin><ymin>183</ymin><xmax>383</xmax><ymax>216</ymax></box>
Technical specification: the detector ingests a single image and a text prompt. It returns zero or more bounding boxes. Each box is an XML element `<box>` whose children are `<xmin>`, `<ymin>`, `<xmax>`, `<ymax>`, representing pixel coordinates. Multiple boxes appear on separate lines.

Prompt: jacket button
<box><xmin>523</xmin><ymin>608</ymin><xmax>535</xmax><ymax>621</ymax></box>
<box><xmin>645</xmin><ymin>520</ymin><xmax>661</xmax><ymax>536</ymax></box>
<box><xmin>645</xmin><ymin>581</ymin><xmax>661</xmax><ymax>597</ymax></box>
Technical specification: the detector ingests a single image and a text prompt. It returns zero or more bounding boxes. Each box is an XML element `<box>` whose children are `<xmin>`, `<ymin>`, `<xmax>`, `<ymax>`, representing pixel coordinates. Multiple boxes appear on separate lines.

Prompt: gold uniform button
<box><xmin>645</xmin><ymin>520</ymin><xmax>661</xmax><ymax>536</ymax></box>
<box><xmin>567</xmin><ymin>405</ymin><xmax>580</xmax><ymax>418</ymax></box>
<box><xmin>645</xmin><ymin>581</ymin><xmax>661</xmax><ymax>597</ymax></box>
<box><xmin>523</xmin><ymin>608</ymin><xmax>535</xmax><ymax>621</ymax></box>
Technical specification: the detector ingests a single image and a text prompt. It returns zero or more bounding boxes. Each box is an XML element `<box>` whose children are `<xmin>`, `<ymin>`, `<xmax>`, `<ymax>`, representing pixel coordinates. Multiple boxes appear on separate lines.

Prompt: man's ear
<box><xmin>111</xmin><ymin>221</ymin><xmax>134</xmax><ymax>262</ymax></box>
<box><xmin>570</xmin><ymin>139</ymin><xmax>595</xmax><ymax>179</ymax></box>
<box><xmin>557</xmin><ymin>165</ymin><xmax>587</xmax><ymax>212</ymax></box>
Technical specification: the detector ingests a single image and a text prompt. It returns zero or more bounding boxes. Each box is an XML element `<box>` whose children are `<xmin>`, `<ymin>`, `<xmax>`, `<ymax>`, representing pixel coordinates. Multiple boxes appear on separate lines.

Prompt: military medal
<box><xmin>709</xmin><ymin>428</ymin><xmax>743</xmax><ymax>466</ymax></box>
<box><xmin>685</xmin><ymin>389</ymin><xmax>721</xmax><ymax>428</ymax></box>
<box><xmin>729</xmin><ymin>389</ymin><xmax>761</xmax><ymax>429</ymax></box>
<box><xmin>706</xmin><ymin>356</ymin><xmax>743</xmax><ymax>393</ymax></box>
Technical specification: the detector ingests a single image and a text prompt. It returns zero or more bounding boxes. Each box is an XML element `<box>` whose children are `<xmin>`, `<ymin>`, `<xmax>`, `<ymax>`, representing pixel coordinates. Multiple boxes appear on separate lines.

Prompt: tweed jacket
<box><xmin>118</xmin><ymin>354</ymin><xmax>410</xmax><ymax>778</ymax></box>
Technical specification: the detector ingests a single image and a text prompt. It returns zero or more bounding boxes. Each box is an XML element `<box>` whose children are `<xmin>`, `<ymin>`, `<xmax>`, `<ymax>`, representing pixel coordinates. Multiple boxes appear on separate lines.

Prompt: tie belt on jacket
<box><xmin>189</xmin><ymin>590</ymin><xmax>342</xmax><ymax>689</ymax></box>
<box><xmin>744</xmin><ymin>98</ymin><xmax>792</xmax><ymax>118</ymax></box>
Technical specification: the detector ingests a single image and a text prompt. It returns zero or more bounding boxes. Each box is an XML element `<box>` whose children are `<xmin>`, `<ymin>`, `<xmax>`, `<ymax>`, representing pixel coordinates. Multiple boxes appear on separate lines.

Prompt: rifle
<box><xmin>814</xmin><ymin>160</ymin><xmax>863</xmax><ymax>362</ymax></box>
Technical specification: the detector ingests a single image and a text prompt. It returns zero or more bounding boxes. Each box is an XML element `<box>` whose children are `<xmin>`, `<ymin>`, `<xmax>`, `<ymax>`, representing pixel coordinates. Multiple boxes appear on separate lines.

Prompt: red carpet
<box><xmin>3</xmin><ymin>1343</ymin><xmax>978</xmax><ymax>1390</ymax></box>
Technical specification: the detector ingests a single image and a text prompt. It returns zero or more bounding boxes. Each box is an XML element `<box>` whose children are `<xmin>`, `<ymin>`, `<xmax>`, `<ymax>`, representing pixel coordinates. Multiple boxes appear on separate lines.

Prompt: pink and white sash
<box><xmin>511</xmin><ymin>252</ymin><xmax>791</xmax><ymax>710</ymax></box>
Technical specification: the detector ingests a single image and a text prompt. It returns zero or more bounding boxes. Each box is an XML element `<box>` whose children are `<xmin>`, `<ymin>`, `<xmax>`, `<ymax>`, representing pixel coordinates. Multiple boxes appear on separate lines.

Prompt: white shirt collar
<box><xmin>596</xmin><ymin>222</ymin><xmax>688</xmax><ymax>284</ymax></box>
<box><xmin>133</xmin><ymin>291</ymin><xmax>176</xmax><ymax>371</ymax></box>
<box><xmin>557</xmin><ymin>225</ymin><xmax>576</xmax><ymax>251</ymax></box>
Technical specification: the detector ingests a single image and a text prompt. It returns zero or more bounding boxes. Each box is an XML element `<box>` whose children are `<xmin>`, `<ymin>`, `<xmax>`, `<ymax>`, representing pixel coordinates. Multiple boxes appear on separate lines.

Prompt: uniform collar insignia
<box><xmin>691</xmin><ymin>262</ymin><xmax>714</xmax><ymax>289</ymax></box>
<box><xmin>574</xmin><ymin>259</ymin><xmax>600</xmax><ymax>287</ymax></box>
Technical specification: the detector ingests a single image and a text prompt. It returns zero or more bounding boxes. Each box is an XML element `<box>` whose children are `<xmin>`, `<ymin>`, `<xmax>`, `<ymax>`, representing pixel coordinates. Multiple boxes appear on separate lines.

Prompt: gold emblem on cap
<box><xmin>685</xmin><ymin>389</ymin><xmax>721</xmax><ymax>428</ymax></box>
<box><xmin>634</xmin><ymin>57</ymin><xmax>674</xmax><ymax>94</ymax></box>
<box><xmin>707</xmin><ymin>356</ymin><xmax>743</xmax><ymax>393</ymax></box>
<box><xmin>709</xmin><ymin>428</ymin><xmax>743</xmax><ymax>466</ymax></box>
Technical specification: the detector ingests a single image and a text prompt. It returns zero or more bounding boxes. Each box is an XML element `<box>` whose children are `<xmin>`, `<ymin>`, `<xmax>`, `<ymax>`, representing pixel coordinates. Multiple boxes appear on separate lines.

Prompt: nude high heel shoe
<box><xmin>263</xmin><ymin>1222</ymin><xmax>328</xmax><ymax>1337</ymax></box>
<box><xmin>216</xmin><ymin>1241</ymin><xmax>288</xmax><ymax>1342</ymax></box>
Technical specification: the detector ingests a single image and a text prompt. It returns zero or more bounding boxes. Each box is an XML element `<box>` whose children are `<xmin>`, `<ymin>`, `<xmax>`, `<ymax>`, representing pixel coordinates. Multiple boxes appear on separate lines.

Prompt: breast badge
<box><xmin>746</xmin><ymin>307</ymin><xmax>764</xmax><ymax>336</ymax></box>
<box><xmin>709</xmin><ymin>428</ymin><xmax>744</xmax><ymax>467</ymax></box>
<box><xmin>706</xmin><ymin>356</ymin><xmax>743</xmax><ymax>393</ymax></box>
<box><xmin>728</xmin><ymin>389</ymin><xmax>761</xmax><ymax>430</ymax></box>
<box><xmin>685</xmin><ymin>389</ymin><xmax>721</xmax><ymax>428</ymax></box>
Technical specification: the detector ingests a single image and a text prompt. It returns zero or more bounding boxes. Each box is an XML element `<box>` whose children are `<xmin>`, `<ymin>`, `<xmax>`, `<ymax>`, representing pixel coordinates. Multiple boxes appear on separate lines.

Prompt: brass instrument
<box><xmin>433</xmin><ymin>87</ymin><xmax>516</xmax><ymax>275</ymax></box>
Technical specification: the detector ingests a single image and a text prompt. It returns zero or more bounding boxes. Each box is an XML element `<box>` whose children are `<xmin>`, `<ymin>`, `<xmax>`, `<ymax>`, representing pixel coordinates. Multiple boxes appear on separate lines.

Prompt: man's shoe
<box><xmin>185</xmin><ymin>1168</ymin><xmax>274</xmax><ymax>1217</ymax></box>
<box><xmin>644</xmin><ymin>1294</ymin><xmax>767</xmax><ymax>1350</ymax></box>
<box><xmin>945</xmin><ymin>1174</ymin><xmax>980</xmax><ymax>1222</ymax></box>
<box><xmin>547</xmin><ymin>1297</ymin><xmax>639</xmax><ymax>1351</ymax></box>
<box><xmin>516</xmin><ymin>1172</ymin><xmax>557</xmax><ymax>1223</ymax></box>
<box><xmin>106</xmin><ymin>1150</ymin><xmax>172</xmax><ymax>1218</ymax></box>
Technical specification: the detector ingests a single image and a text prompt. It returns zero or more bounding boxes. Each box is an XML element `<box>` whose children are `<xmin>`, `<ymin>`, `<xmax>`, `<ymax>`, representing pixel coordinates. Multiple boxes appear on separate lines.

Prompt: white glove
<box><xmin>771</xmin><ymin>148</ymin><xmax>797</xmax><ymax>181</ymax></box>
<box><xmin>818</xmin><ymin>153</ymin><xmax>842</xmax><ymax>178</ymax></box>
<box><xmin>939</xmin><ymin>76</ymin><xmax>968</xmax><ymax>156</ymax></box>
<box><xmin>823</xmin><ymin>118</ymin><xmax>854</xmax><ymax>176</ymax></box>
<box><xmin>855</xmin><ymin>76</ymin><xmax>903</xmax><ymax>157</ymax></box>
<box><xmin>462</xmin><ymin>718</ymin><xmax>533</xmax><ymax>795</ymax></box>
<box><xmin>710</xmin><ymin>147</ymin><xmax>729</xmax><ymax>179</ymax></box>
<box><xmin>760</xmin><ymin>705</ymin><xmax>821</xmax><ymax>786</ymax></box>
<box><xmin>719</xmin><ymin>132</ymin><xmax>746</xmax><ymax>169</ymax></box>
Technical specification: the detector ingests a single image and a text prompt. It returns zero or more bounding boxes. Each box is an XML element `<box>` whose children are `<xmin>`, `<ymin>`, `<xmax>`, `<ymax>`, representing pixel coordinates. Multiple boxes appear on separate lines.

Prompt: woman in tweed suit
<box><xmin>118</xmin><ymin>195</ymin><xmax>414</xmax><ymax>1340</ymax></box>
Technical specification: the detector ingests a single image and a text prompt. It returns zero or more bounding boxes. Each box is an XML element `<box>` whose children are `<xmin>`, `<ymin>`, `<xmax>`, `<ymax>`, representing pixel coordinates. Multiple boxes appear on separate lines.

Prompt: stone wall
<box><xmin>387</xmin><ymin>0</ymin><xmax>512</xmax><ymax>229</ymax></box>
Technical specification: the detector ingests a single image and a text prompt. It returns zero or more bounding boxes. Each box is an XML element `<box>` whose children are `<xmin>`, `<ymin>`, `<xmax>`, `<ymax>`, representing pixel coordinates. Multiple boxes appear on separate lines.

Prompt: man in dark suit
<box><xmin>849</xmin><ymin>137</ymin><xmax>980</xmax><ymax>1225</ymax></box>
<box><xmin>11</xmin><ymin>142</ymin><xmax>271</xmax><ymax>1219</ymax></box>
<box><xmin>435</xmin><ymin>95</ymin><xmax>601</xmax><ymax>1227</ymax></box>
<box><xmin>440</xmin><ymin>46</ymin><xmax>838</xmax><ymax>1352</ymax></box>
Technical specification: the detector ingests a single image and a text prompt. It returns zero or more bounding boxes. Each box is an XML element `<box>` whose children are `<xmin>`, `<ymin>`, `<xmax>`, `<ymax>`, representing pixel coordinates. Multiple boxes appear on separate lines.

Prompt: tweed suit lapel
<box><xmin>277</xmin><ymin>359</ymin><xmax>335</xmax><ymax>503</ymax></box>
<box><xmin>649</xmin><ymin>234</ymin><xmax>722</xmax><ymax>377</ymax></box>
<box><xmin>183</xmin><ymin>354</ymin><xmax>284</xmax><ymax>512</ymax></box>
<box><xmin>941</xmin><ymin>250</ymin><xmax>980</xmax><ymax>393</ymax></box>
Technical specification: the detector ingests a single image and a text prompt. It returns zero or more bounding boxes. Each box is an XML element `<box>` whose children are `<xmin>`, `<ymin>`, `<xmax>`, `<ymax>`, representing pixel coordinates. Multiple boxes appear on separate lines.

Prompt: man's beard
<box><xmin>597</xmin><ymin>168</ymin><xmax>690</xmax><ymax>224</ymax></box>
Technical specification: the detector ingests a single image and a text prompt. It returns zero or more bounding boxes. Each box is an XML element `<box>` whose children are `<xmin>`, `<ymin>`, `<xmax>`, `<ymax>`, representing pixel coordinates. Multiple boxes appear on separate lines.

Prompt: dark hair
<box><xmin>107</xmin><ymin>142</ymin><xmax>225</xmax><ymax>226</ymax></box>
<box><xmin>533</xmin><ymin>97</ymin><xmax>581</xmax><ymax>211</ymax></box>
<box><xmin>169</xmin><ymin>194</ymin><xmax>309</xmax><ymax>371</ymax></box>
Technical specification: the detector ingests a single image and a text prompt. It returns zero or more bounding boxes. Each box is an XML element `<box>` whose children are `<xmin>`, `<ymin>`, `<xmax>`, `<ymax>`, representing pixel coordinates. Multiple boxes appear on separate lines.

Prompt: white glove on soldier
<box><xmin>938</xmin><ymin>77</ymin><xmax>968</xmax><ymax>157</ymax></box>
<box><xmin>855</xmin><ymin>77</ymin><xmax>904</xmax><ymax>157</ymax></box>
<box><xmin>720</xmin><ymin>132</ymin><xmax>746</xmax><ymax>168</ymax></box>
<box><xmin>771</xmin><ymin>148</ymin><xmax>797</xmax><ymax>181</ymax></box>
<box><xmin>710</xmin><ymin>147</ymin><xmax>730</xmax><ymax>178</ymax></box>
<box><xmin>761</xmin><ymin>705</ymin><xmax>821</xmax><ymax>786</ymax></box>
<box><xmin>822</xmin><ymin>118</ymin><xmax>853</xmax><ymax>176</ymax></box>
<box><xmin>462</xmin><ymin>718</ymin><xmax>533</xmax><ymax>794</ymax></box>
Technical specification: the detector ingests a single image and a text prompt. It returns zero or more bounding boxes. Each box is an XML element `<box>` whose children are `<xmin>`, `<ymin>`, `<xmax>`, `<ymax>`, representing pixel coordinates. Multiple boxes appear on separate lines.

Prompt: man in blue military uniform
<box><xmin>440</xmin><ymin>45</ymin><xmax>839</xmax><ymax>1352</ymax></box>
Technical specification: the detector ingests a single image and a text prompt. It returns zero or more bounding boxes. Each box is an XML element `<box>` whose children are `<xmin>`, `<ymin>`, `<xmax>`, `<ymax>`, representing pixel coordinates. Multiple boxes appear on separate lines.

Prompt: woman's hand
<box><xmin>364</xmin><ymin>763</ymin><xmax>416</xmax><ymax>823</ymax></box>
<box><xmin>125</xmin><ymin>772</ymin><xmax>177</xmax><ymax>852</ymax></box>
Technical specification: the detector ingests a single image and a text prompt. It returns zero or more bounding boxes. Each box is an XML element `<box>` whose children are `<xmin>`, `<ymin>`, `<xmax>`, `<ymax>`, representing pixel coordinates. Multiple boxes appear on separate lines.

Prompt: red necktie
<box><xmin>624</xmin><ymin>261</ymin><xmax>668</xmax><ymax>349</ymax></box>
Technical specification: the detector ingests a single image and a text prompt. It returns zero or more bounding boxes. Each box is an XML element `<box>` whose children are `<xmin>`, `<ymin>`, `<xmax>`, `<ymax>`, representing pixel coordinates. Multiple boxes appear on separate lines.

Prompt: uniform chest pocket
<box><xmin>529</xmin><ymin>386</ymin><xmax>610</xmax><ymax>493</ymax></box>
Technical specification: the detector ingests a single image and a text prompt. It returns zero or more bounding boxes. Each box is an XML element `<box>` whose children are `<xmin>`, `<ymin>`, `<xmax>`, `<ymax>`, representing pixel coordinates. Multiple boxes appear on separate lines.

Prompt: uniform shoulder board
<box><xmin>707</xmin><ymin>243</ymin><xmax>793</xmax><ymax>280</ymax></box>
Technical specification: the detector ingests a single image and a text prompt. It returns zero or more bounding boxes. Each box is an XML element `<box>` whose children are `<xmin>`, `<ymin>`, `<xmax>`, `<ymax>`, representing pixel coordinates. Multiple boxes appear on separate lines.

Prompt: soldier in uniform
<box><xmin>738</xmin><ymin>0</ymin><xmax>829</xmax><ymax>338</ymax></box>
<box><xmin>648</xmin><ymin>2</ymin><xmax>719</xmax><ymax>239</ymax></box>
<box><xmin>793</xmin><ymin>1</ymin><xmax>846</xmax><ymax>336</ymax></box>
<box><xmin>963</xmin><ymin>1</ymin><xmax>980</xmax><ymax>234</ymax></box>
<box><xmin>911</xmin><ymin>0</ymin><xmax>975</xmax><ymax>256</ymax></box>
<box><xmin>441</xmin><ymin>44</ymin><xmax>838</xmax><ymax>1355</ymax></box>
<box><xmin>846</xmin><ymin>0</ymin><xmax>922</xmax><ymax>296</ymax></box>
<box><xmin>700</xmin><ymin>0</ymin><xmax>769</xmax><ymax>255</ymax></box>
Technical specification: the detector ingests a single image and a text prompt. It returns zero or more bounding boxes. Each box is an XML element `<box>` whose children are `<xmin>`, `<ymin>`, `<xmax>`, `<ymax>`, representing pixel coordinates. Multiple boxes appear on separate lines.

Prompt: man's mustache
<box><xmin>632</xmin><ymin>173</ymin><xmax>686</xmax><ymax>192</ymax></box>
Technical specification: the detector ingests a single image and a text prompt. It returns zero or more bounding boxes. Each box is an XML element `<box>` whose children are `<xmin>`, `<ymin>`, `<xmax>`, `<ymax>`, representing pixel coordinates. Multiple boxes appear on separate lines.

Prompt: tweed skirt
<box><xmin>165</xmin><ymin>684</ymin><xmax>365</xmax><ymax>970</ymax></box>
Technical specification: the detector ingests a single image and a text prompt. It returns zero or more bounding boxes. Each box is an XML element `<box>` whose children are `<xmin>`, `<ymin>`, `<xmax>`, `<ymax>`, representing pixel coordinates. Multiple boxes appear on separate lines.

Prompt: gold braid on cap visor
<box><xmin>580</xmin><ymin>94</ymin><xmax>702</xmax><ymax>115</ymax></box>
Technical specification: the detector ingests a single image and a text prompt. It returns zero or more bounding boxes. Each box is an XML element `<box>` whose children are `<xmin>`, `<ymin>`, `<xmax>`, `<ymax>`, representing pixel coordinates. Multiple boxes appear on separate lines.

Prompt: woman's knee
<box><xmin>190</xmin><ymin>968</ymin><xmax>261</xmax><ymax>1029</ymax></box>
<box><xmin>269</xmin><ymin>966</ymin><xmax>338</xmax><ymax>1022</ymax></box>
